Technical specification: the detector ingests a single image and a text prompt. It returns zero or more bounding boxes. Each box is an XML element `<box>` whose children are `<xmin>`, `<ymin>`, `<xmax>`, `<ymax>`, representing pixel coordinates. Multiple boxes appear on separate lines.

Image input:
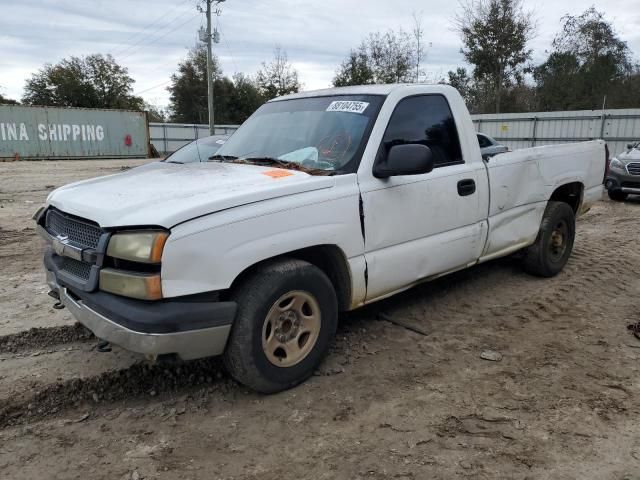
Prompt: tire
<box><xmin>522</xmin><ymin>201</ymin><xmax>576</xmax><ymax>278</ymax></box>
<box><xmin>608</xmin><ymin>190</ymin><xmax>628</xmax><ymax>201</ymax></box>
<box><xmin>223</xmin><ymin>258</ymin><xmax>338</xmax><ymax>393</ymax></box>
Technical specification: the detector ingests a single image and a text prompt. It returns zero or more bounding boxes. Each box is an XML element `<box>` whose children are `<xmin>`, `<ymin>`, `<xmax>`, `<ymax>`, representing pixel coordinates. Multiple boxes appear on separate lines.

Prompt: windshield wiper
<box><xmin>208</xmin><ymin>154</ymin><xmax>239</xmax><ymax>161</ymax></box>
<box><xmin>165</xmin><ymin>160</ymin><xmax>184</xmax><ymax>164</ymax></box>
<box><xmin>209</xmin><ymin>155</ymin><xmax>332</xmax><ymax>175</ymax></box>
<box><xmin>239</xmin><ymin>157</ymin><xmax>333</xmax><ymax>175</ymax></box>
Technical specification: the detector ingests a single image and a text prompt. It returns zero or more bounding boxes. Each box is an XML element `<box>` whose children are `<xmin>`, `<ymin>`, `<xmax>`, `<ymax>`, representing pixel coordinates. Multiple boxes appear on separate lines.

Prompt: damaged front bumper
<box><xmin>46</xmin><ymin>269</ymin><xmax>236</xmax><ymax>362</ymax></box>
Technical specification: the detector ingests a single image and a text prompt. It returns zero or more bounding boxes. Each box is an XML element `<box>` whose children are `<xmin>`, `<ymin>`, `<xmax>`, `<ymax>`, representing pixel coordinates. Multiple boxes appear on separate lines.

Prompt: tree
<box><xmin>333</xmin><ymin>29</ymin><xmax>416</xmax><ymax>86</ymax></box>
<box><xmin>411</xmin><ymin>12</ymin><xmax>427</xmax><ymax>83</ymax></box>
<box><xmin>333</xmin><ymin>47</ymin><xmax>375</xmax><ymax>87</ymax></box>
<box><xmin>256</xmin><ymin>47</ymin><xmax>301</xmax><ymax>100</ymax></box>
<box><xmin>167</xmin><ymin>44</ymin><xmax>218</xmax><ymax>124</ymax></box>
<box><xmin>0</xmin><ymin>93</ymin><xmax>18</xmax><ymax>105</ymax></box>
<box><xmin>22</xmin><ymin>54</ymin><xmax>143</xmax><ymax>109</ymax></box>
<box><xmin>446</xmin><ymin>67</ymin><xmax>475</xmax><ymax>106</ymax></box>
<box><xmin>535</xmin><ymin>7</ymin><xmax>638</xmax><ymax>110</ymax></box>
<box><xmin>455</xmin><ymin>0</ymin><xmax>536</xmax><ymax>113</ymax></box>
<box><xmin>167</xmin><ymin>44</ymin><xmax>265</xmax><ymax>124</ymax></box>
<box><xmin>144</xmin><ymin>103</ymin><xmax>167</xmax><ymax>122</ymax></box>
<box><xmin>224</xmin><ymin>73</ymin><xmax>266</xmax><ymax>124</ymax></box>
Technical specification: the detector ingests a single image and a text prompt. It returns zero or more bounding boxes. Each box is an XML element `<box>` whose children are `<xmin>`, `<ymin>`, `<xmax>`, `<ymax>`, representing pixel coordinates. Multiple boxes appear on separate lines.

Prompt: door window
<box><xmin>477</xmin><ymin>134</ymin><xmax>492</xmax><ymax>148</ymax></box>
<box><xmin>381</xmin><ymin>95</ymin><xmax>464</xmax><ymax>168</ymax></box>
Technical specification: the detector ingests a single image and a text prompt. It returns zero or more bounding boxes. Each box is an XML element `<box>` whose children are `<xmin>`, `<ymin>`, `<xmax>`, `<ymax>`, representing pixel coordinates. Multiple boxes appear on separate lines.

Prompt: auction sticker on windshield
<box><xmin>326</xmin><ymin>101</ymin><xmax>369</xmax><ymax>114</ymax></box>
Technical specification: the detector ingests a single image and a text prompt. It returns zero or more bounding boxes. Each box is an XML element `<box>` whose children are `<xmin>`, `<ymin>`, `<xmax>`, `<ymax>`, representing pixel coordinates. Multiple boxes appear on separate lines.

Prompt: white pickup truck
<box><xmin>35</xmin><ymin>84</ymin><xmax>606</xmax><ymax>392</ymax></box>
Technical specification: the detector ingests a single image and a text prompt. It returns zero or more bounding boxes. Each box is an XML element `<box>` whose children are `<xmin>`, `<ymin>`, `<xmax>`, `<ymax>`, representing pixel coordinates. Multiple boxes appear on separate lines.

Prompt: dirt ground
<box><xmin>1</xmin><ymin>159</ymin><xmax>639</xmax><ymax>480</ymax></box>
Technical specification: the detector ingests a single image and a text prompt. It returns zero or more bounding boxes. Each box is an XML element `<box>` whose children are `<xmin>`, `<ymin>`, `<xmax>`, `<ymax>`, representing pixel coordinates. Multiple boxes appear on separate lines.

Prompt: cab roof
<box><xmin>271</xmin><ymin>83</ymin><xmax>455</xmax><ymax>102</ymax></box>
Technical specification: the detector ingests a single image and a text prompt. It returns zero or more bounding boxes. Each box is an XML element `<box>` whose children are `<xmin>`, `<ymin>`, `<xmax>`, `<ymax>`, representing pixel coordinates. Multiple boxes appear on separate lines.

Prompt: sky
<box><xmin>1</xmin><ymin>0</ymin><xmax>639</xmax><ymax>109</ymax></box>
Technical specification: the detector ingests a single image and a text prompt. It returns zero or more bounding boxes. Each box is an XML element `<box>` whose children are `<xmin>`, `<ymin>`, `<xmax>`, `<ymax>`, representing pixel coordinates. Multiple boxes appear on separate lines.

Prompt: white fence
<box><xmin>471</xmin><ymin>108</ymin><xmax>640</xmax><ymax>157</ymax></box>
<box><xmin>149</xmin><ymin>123</ymin><xmax>239</xmax><ymax>154</ymax></box>
<box><xmin>151</xmin><ymin>108</ymin><xmax>640</xmax><ymax>156</ymax></box>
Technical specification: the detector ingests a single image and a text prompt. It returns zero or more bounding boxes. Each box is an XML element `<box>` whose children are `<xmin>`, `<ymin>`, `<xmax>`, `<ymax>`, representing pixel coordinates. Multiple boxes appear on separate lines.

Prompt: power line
<box><xmin>118</xmin><ymin>12</ymin><xmax>200</xmax><ymax>61</ymax></box>
<box><xmin>134</xmin><ymin>79</ymin><xmax>173</xmax><ymax>96</ymax></box>
<box><xmin>114</xmin><ymin>9</ymin><xmax>195</xmax><ymax>58</ymax></box>
<box><xmin>140</xmin><ymin>53</ymin><xmax>186</xmax><ymax>78</ymax></box>
<box><xmin>220</xmin><ymin>29</ymin><xmax>240</xmax><ymax>74</ymax></box>
<box><xmin>110</xmin><ymin>0</ymin><xmax>191</xmax><ymax>56</ymax></box>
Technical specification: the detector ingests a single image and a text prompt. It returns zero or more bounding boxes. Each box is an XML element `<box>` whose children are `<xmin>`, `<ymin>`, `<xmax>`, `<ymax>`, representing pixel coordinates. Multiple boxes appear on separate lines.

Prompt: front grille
<box><xmin>60</xmin><ymin>257</ymin><xmax>92</xmax><ymax>281</ymax></box>
<box><xmin>621</xmin><ymin>181</ymin><xmax>640</xmax><ymax>189</ymax></box>
<box><xmin>627</xmin><ymin>162</ymin><xmax>640</xmax><ymax>176</ymax></box>
<box><xmin>46</xmin><ymin>209</ymin><xmax>102</xmax><ymax>249</ymax></box>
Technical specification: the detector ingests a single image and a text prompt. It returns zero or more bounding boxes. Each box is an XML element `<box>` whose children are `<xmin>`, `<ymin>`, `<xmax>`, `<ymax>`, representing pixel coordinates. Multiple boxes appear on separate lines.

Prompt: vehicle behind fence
<box><xmin>471</xmin><ymin>108</ymin><xmax>640</xmax><ymax>156</ymax></box>
<box><xmin>149</xmin><ymin>123</ymin><xmax>239</xmax><ymax>154</ymax></box>
<box><xmin>0</xmin><ymin>105</ymin><xmax>149</xmax><ymax>160</ymax></box>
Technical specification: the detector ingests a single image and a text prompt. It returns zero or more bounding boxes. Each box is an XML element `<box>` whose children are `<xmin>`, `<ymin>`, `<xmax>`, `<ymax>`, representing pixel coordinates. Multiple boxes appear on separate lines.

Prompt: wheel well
<box><xmin>229</xmin><ymin>245</ymin><xmax>352</xmax><ymax>312</ymax></box>
<box><xmin>549</xmin><ymin>182</ymin><xmax>583</xmax><ymax>214</ymax></box>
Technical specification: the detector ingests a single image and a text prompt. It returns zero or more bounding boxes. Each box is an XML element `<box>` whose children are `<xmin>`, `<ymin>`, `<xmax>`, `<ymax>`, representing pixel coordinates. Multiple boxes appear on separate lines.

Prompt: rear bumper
<box><xmin>47</xmin><ymin>271</ymin><xmax>236</xmax><ymax>360</ymax></box>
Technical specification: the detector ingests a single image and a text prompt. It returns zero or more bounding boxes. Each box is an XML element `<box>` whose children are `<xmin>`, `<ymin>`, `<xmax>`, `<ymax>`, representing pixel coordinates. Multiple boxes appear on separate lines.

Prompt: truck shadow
<box><xmin>341</xmin><ymin>254</ymin><xmax>524</xmax><ymax>329</ymax></box>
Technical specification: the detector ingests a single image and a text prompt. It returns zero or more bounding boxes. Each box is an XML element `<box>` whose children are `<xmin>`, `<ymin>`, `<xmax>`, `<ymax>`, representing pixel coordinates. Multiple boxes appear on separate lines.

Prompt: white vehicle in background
<box><xmin>164</xmin><ymin>134</ymin><xmax>230</xmax><ymax>163</ymax></box>
<box><xmin>35</xmin><ymin>84</ymin><xmax>607</xmax><ymax>393</ymax></box>
<box><xmin>477</xmin><ymin>132</ymin><xmax>509</xmax><ymax>159</ymax></box>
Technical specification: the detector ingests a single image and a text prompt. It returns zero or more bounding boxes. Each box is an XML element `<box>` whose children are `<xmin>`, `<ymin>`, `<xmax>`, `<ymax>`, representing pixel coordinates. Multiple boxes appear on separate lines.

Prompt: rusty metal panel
<box><xmin>0</xmin><ymin>105</ymin><xmax>148</xmax><ymax>160</ymax></box>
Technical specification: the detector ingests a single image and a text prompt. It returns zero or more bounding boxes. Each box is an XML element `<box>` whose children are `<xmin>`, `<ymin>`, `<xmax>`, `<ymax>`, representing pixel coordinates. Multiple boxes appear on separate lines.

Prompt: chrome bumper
<box><xmin>49</xmin><ymin>272</ymin><xmax>231</xmax><ymax>360</ymax></box>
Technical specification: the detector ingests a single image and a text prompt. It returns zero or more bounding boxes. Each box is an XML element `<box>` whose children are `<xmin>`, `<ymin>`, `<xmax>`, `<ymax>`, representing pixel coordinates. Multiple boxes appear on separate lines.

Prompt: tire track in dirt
<box><xmin>0</xmin><ymin>324</ymin><xmax>94</xmax><ymax>353</ymax></box>
<box><xmin>0</xmin><ymin>357</ymin><xmax>232</xmax><ymax>428</ymax></box>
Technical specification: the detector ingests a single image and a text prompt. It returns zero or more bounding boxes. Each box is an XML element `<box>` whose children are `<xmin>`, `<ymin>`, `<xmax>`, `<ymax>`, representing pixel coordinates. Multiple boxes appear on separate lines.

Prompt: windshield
<box><xmin>214</xmin><ymin>95</ymin><xmax>384</xmax><ymax>174</ymax></box>
<box><xmin>164</xmin><ymin>135</ymin><xmax>228</xmax><ymax>163</ymax></box>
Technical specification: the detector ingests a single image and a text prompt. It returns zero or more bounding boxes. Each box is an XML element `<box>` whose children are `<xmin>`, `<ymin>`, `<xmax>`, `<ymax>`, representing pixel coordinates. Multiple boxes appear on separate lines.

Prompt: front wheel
<box><xmin>223</xmin><ymin>258</ymin><xmax>338</xmax><ymax>393</ymax></box>
<box><xmin>608</xmin><ymin>190</ymin><xmax>628</xmax><ymax>202</ymax></box>
<box><xmin>522</xmin><ymin>201</ymin><xmax>576</xmax><ymax>277</ymax></box>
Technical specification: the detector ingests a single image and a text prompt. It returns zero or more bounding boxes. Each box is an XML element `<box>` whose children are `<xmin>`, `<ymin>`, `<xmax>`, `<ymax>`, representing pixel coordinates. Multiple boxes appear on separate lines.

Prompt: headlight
<box><xmin>107</xmin><ymin>231</ymin><xmax>169</xmax><ymax>263</ymax></box>
<box><xmin>610</xmin><ymin>158</ymin><xmax>626</xmax><ymax>171</ymax></box>
<box><xmin>99</xmin><ymin>269</ymin><xmax>162</xmax><ymax>300</ymax></box>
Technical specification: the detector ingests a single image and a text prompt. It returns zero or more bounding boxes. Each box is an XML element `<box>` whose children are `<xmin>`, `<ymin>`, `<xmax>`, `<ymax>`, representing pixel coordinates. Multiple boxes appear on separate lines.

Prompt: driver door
<box><xmin>358</xmin><ymin>94</ymin><xmax>488</xmax><ymax>301</ymax></box>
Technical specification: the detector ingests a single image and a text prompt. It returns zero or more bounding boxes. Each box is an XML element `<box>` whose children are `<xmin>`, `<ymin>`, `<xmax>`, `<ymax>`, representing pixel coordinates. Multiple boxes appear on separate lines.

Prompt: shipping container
<box><xmin>0</xmin><ymin>104</ymin><xmax>149</xmax><ymax>160</ymax></box>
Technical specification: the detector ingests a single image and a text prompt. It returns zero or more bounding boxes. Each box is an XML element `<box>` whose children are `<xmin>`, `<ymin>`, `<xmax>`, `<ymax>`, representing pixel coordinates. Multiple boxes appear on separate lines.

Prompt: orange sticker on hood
<box><xmin>262</xmin><ymin>169</ymin><xmax>293</xmax><ymax>179</ymax></box>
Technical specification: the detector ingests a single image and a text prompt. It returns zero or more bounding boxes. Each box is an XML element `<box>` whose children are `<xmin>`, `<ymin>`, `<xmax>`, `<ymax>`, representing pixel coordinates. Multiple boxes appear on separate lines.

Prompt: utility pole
<box><xmin>201</xmin><ymin>0</ymin><xmax>225</xmax><ymax>135</ymax></box>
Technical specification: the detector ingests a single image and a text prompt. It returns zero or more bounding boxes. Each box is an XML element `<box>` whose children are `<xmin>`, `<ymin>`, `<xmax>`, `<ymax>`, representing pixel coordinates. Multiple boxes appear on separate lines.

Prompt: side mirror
<box><xmin>373</xmin><ymin>144</ymin><xmax>435</xmax><ymax>179</ymax></box>
<box><xmin>627</xmin><ymin>143</ymin><xmax>634</xmax><ymax>150</ymax></box>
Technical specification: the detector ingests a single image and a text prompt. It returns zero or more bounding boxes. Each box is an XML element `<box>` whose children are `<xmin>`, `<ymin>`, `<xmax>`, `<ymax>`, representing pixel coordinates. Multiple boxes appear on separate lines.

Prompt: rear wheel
<box><xmin>608</xmin><ymin>190</ymin><xmax>628</xmax><ymax>201</ymax></box>
<box><xmin>523</xmin><ymin>201</ymin><xmax>575</xmax><ymax>277</ymax></box>
<box><xmin>223</xmin><ymin>258</ymin><xmax>338</xmax><ymax>393</ymax></box>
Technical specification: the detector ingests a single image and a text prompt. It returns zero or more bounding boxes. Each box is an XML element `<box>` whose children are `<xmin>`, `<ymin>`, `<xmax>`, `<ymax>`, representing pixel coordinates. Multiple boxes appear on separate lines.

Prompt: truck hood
<box><xmin>46</xmin><ymin>161</ymin><xmax>335</xmax><ymax>228</ymax></box>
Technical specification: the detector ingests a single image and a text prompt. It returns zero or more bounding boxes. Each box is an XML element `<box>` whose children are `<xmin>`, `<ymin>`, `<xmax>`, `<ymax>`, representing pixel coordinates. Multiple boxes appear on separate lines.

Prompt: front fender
<box><xmin>160</xmin><ymin>177</ymin><xmax>364</xmax><ymax>298</ymax></box>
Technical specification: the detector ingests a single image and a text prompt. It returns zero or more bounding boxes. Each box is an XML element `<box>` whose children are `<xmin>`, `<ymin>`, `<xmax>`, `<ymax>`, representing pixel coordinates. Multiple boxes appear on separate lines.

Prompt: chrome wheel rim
<box><xmin>262</xmin><ymin>291</ymin><xmax>321</xmax><ymax>367</ymax></box>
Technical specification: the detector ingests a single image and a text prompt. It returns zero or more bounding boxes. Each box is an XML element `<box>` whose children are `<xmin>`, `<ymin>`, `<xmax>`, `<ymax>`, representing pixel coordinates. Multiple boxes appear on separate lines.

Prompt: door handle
<box><xmin>457</xmin><ymin>179</ymin><xmax>476</xmax><ymax>196</ymax></box>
